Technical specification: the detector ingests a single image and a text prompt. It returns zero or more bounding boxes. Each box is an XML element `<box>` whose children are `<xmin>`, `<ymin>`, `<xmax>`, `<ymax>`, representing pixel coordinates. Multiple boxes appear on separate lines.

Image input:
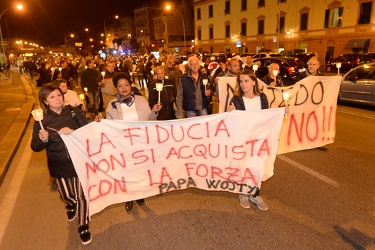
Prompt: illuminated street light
<box><xmin>166</xmin><ymin>4</ymin><xmax>186</xmax><ymax>55</ymax></box>
<box><xmin>0</xmin><ymin>4</ymin><xmax>23</xmax><ymax>54</ymax></box>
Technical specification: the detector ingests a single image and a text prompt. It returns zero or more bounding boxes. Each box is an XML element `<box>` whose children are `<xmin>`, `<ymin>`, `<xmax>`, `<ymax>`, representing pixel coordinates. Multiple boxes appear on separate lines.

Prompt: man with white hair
<box><xmin>176</xmin><ymin>56</ymin><xmax>212</xmax><ymax>118</ymax></box>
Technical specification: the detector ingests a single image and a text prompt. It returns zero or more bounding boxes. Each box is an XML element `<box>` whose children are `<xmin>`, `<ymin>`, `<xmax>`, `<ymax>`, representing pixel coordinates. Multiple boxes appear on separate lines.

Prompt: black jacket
<box><xmin>230</xmin><ymin>93</ymin><xmax>269</xmax><ymax>110</ymax></box>
<box><xmin>31</xmin><ymin>106</ymin><xmax>88</xmax><ymax>178</ymax></box>
<box><xmin>149</xmin><ymin>79</ymin><xmax>177</xmax><ymax>120</ymax></box>
<box><xmin>179</xmin><ymin>71</ymin><xmax>209</xmax><ymax>111</ymax></box>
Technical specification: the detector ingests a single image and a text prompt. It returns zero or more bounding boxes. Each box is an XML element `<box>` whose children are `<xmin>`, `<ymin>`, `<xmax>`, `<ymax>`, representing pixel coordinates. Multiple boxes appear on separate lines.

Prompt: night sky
<box><xmin>0</xmin><ymin>0</ymin><xmax>163</xmax><ymax>47</ymax></box>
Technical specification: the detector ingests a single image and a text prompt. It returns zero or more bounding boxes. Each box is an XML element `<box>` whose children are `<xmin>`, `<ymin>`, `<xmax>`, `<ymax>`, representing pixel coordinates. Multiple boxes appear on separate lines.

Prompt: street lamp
<box><xmin>103</xmin><ymin>15</ymin><xmax>119</xmax><ymax>48</ymax></box>
<box><xmin>0</xmin><ymin>4</ymin><xmax>23</xmax><ymax>54</ymax></box>
<box><xmin>166</xmin><ymin>4</ymin><xmax>186</xmax><ymax>55</ymax></box>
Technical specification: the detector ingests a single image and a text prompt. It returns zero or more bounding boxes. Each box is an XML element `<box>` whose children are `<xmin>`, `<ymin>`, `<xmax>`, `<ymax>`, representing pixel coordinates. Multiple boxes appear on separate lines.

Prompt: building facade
<box><xmin>134</xmin><ymin>5</ymin><xmax>162</xmax><ymax>47</ymax></box>
<box><xmin>154</xmin><ymin>0</ymin><xmax>195</xmax><ymax>54</ymax></box>
<box><xmin>193</xmin><ymin>0</ymin><xmax>375</xmax><ymax>61</ymax></box>
<box><xmin>119</xmin><ymin>17</ymin><xmax>136</xmax><ymax>53</ymax></box>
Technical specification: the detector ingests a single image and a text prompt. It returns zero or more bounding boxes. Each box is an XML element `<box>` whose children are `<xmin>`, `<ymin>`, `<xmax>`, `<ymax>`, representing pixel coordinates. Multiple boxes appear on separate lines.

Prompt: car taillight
<box><xmin>288</xmin><ymin>66</ymin><xmax>296</xmax><ymax>75</ymax></box>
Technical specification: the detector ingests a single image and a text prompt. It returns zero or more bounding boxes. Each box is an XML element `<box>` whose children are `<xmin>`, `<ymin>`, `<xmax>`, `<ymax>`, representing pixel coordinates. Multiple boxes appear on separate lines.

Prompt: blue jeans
<box><xmin>185</xmin><ymin>108</ymin><xmax>208</xmax><ymax>118</ymax></box>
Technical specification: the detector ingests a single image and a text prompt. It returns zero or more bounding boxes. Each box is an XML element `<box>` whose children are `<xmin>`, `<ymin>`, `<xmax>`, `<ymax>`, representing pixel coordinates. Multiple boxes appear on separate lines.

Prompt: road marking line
<box><xmin>337</xmin><ymin>109</ymin><xmax>375</xmax><ymax>120</ymax></box>
<box><xmin>277</xmin><ymin>155</ymin><xmax>340</xmax><ymax>188</ymax></box>
<box><xmin>0</xmin><ymin>132</ymin><xmax>32</xmax><ymax>244</ymax></box>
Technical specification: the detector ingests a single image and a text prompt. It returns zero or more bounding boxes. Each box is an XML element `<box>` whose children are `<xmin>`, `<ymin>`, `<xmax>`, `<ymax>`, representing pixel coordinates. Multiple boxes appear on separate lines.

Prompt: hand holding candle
<box><xmin>155</xmin><ymin>82</ymin><xmax>164</xmax><ymax>103</ymax></box>
<box><xmin>31</xmin><ymin>109</ymin><xmax>45</xmax><ymax>130</ymax></box>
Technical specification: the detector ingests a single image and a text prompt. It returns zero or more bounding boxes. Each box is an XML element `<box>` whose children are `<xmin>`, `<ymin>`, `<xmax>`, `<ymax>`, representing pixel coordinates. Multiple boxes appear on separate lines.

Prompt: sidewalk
<box><xmin>0</xmin><ymin>68</ymin><xmax>34</xmax><ymax>186</ymax></box>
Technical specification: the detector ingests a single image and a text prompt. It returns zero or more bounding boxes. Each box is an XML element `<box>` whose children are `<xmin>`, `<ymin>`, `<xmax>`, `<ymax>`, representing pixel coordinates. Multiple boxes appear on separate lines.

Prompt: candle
<box><xmin>336</xmin><ymin>62</ymin><xmax>342</xmax><ymax>75</ymax></box>
<box><xmin>253</xmin><ymin>64</ymin><xmax>259</xmax><ymax>72</ymax></box>
<box><xmin>155</xmin><ymin>82</ymin><xmax>164</xmax><ymax>103</ymax></box>
<box><xmin>79</xmin><ymin>94</ymin><xmax>85</xmax><ymax>101</ymax></box>
<box><xmin>58</xmin><ymin>67</ymin><xmax>62</xmax><ymax>72</ymax></box>
<box><xmin>101</xmin><ymin>71</ymin><xmax>105</xmax><ymax>79</ymax></box>
<box><xmin>31</xmin><ymin>109</ymin><xmax>45</xmax><ymax>130</ymax></box>
<box><xmin>282</xmin><ymin>91</ymin><xmax>290</xmax><ymax>118</ymax></box>
<box><xmin>83</xmin><ymin>87</ymin><xmax>88</xmax><ymax>93</ymax></box>
<box><xmin>272</xmin><ymin>70</ymin><xmax>278</xmax><ymax>77</ymax></box>
<box><xmin>165</xmin><ymin>75</ymin><xmax>169</xmax><ymax>79</ymax></box>
<box><xmin>202</xmin><ymin>79</ymin><xmax>208</xmax><ymax>90</ymax></box>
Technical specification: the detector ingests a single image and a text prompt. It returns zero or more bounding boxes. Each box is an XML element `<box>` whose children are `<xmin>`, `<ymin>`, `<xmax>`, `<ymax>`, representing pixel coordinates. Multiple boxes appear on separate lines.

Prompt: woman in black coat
<box><xmin>30</xmin><ymin>83</ymin><xmax>92</xmax><ymax>245</ymax></box>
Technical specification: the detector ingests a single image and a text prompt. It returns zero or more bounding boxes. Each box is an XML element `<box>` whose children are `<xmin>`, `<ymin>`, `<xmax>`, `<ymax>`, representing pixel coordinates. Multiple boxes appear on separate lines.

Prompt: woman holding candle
<box><xmin>30</xmin><ymin>83</ymin><xmax>92</xmax><ymax>245</ymax></box>
<box><xmin>97</xmin><ymin>72</ymin><xmax>162</xmax><ymax>211</ymax></box>
<box><xmin>227</xmin><ymin>70</ymin><xmax>270</xmax><ymax>211</ymax></box>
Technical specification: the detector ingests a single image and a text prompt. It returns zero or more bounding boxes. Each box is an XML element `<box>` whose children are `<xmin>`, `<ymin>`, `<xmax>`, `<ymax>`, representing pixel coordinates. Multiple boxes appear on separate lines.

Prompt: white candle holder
<box><xmin>282</xmin><ymin>91</ymin><xmax>290</xmax><ymax>118</ymax></box>
<box><xmin>202</xmin><ymin>79</ymin><xmax>208</xmax><ymax>90</ymax></box>
<box><xmin>155</xmin><ymin>82</ymin><xmax>164</xmax><ymax>103</ymax></box>
<box><xmin>31</xmin><ymin>109</ymin><xmax>45</xmax><ymax>130</ymax></box>
<box><xmin>336</xmin><ymin>62</ymin><xmax>342</xmax><ymax>75</ymax></box>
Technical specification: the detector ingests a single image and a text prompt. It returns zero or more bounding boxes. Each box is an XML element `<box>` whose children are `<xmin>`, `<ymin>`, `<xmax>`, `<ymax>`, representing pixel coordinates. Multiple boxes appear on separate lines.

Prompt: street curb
<box><xmin>0</xmin><ymin>75</ymin><xmax>35</xmax><ymax>187</ymax></box>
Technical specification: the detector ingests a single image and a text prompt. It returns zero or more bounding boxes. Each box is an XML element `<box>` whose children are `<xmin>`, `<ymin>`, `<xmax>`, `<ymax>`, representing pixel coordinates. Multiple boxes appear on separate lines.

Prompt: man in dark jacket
<box><xmin>81</xmin><ymin>59</ymin><xmax>100</xmax><ymax>115</ymax></box>
<box><xmin>176</xmin><ymin>56</ymin><xmax>212</xmax><ymax>118</ymax></box>
<box><xmin>149</xmin><ymin>66</ymin><xmax>177</xmax><ymax>120</ymax></box>
<box><xmin>296</xmin><ymin>56</ymin><xmax>324</xmax><ymax>82</ymax></box>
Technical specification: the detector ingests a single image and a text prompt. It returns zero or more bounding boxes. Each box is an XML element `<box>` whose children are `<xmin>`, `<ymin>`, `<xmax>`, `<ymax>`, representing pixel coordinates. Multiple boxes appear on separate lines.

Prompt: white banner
<box><xmin>61</xmin><ymin>109</ymin><xmax>285</xmax><ymax>217</ymax></box>
<box><xmin>217</xmin><ymin>76</ymin><xmax>341</xmax><ymax>154</ymax></box>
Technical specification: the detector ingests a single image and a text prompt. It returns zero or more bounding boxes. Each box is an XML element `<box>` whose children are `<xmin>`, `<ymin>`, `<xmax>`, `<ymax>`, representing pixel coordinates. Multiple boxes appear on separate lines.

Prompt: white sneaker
<box><xmin>250</xmin><ymin>195</ymin><xmax>269</xmax><ymax>211</ymax></box>
<box><xmin>239</xmin><ymin>194</ymin><xmax>250</xmax><ymax>209</ymax></box>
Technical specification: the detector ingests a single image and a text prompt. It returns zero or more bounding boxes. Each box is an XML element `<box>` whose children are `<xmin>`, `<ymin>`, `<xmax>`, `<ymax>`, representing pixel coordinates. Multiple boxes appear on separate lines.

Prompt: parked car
<box><xmin>201</xmin><ymin>53</ymin><xmax>226</xmax><ymax>64</ymax></box>
<box><xmin>253</xmin><ymin>57</ymin><xmax>307</xmax><ymax>86</ymax></box>
<box><xmin>366</xmin><ymin>52</ymin><xmax>375</xmax><ymax>62</ymax></box>
<box><xmin>253</xmin><ymin>52</ymin><xmax>282</xmax><ymax>59</ymax></box>
<box><xmin>339</xmin><ymin>62</ymin><xmax>375</xmax><ymax>106</ymax></box>
<box><xmin>240</xmin><ymin>53</ymin><xmax>255</xmax><ymax>64</ymax></box>
<box><xmin>293</xmin><ymin>52</ymin><xmax>317</xmax><ymax>64</ymax></box>
<box><xmin>175</xmin><ymin>55</ymin><xmax>188</xmax><ymax>65</ymax></box>
<box><xmin>325</xmin><ymin>54</ymin><xmax>371</xmax><ymax>73</ymax></box>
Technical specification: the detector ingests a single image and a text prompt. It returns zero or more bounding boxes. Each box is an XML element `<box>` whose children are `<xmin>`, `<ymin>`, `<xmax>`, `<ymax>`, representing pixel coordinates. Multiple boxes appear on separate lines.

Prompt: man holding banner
<box><xmin>295</xmin><ymin>56</ymin><xmax>328</xmax><ymax>151</ymax></box>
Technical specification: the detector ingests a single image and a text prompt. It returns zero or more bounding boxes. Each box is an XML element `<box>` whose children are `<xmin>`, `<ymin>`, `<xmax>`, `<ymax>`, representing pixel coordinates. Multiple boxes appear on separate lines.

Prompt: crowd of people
<box><xmin>28</xmin><ymin>51</ymin><xmax>324</xmax><ymax>245</ymax></box>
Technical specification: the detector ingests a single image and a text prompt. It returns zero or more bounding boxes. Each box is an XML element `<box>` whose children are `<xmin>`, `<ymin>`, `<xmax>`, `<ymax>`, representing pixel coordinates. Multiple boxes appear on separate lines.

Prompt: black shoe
<box><xmin>125</xmin><ymin>201</ymin><xmax>133</xmax><ymax>212</ymax></box>
<box><xmin>66</xmin><ymin>205</ymin><xmax>76</xmax><ymax>221</ymax></box>
<box><xmin>78</xmin><ymin>224</ymin><xmax>92</xmax><ymax>245</ymax></box>
<box><xmin>317</xmin><ymin>146</ymin><xmax>328</xmax><ymax>151</ymax></box>
<box><xmin>136</xmin><ymin>199</ymin><xmax>145</xmax><ymax>206</ymax></box>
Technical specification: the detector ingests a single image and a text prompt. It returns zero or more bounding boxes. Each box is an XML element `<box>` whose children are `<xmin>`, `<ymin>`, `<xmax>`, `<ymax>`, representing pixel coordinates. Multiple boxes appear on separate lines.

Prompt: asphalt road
<box><xmin>0</xmin><ymin>86</ymin><xmax>374</xmax><ymax>249</ymax></box>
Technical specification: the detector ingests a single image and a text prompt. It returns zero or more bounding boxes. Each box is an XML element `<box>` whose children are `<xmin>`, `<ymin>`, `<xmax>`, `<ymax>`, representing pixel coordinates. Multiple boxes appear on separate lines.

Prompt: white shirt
<box><xmin>64</xmin><ymin>90</ymin><xmax>82</xmax><ymax>107</ymax></box>
<box><xmin>242</xmin><ymin>95</ymin><xmax>261</xmax><ymax>111</ymax></box>
<box><xmin>120</xmin><ymin>102</ymin><xmax>139</xmax><ymax>121</ymax></box>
